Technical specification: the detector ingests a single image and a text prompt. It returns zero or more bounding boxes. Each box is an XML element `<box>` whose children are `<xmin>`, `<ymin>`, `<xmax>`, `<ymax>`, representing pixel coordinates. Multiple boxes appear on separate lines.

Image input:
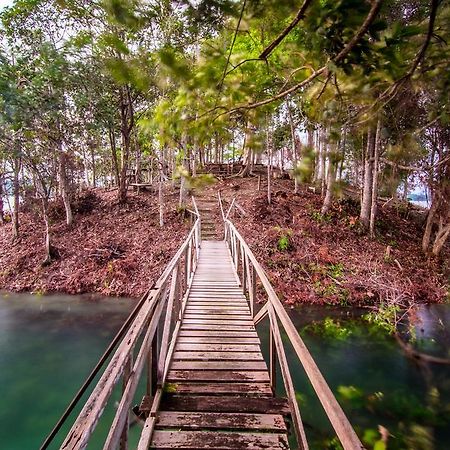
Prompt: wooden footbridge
<box><xmin>43</xmin><ymin>195</ymin><xmax>364</xmax><ymax>450</ymax></box>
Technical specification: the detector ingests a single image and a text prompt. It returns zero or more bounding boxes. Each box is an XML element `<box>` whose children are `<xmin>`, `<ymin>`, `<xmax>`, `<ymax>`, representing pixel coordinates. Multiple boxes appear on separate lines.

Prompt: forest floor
<box><xmin>0</xmin><ymin>177</ymin><xmax>448</xmax><ymax>305</ymax></box>
<box><xmin>0</xmin><ymin>188</ymin><xmax>189</xmax><ymax>297</ymax></box>
<box><xmin>201</xmin><ymin>177</ymin><xmax>449</xmax><ymax>307</ymax></box>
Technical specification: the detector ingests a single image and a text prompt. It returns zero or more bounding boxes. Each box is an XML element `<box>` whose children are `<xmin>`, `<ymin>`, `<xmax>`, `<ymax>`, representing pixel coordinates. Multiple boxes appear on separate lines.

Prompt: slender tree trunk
<box><xmin>369</xmin><ymin>118</ymin><xmax>382</xmax><ymax>237</ymax></box>
<box><xmin>360</xmin><ymin>127</ymin><xmax>376</xmax><ymax>228</ymax></box>
<box><xmin>179</xmin><ymin>138</ymin><xmax>188</xmax><ymax>207</ymax></box>
<box><xmin>12</xmin><ymin>156</ymin><xmax>20</xmax><ymax>240</ymax></box>
<box><xmin>58</xmin><ymin>148</ymin><xmax>73</xmax><ymax>226</ymax></box>
<box><xmin>432</xmin><ymin>221</ymin><xmax>450</xmax><ymax>256</ymax></box>
<box><xmin>267</xmin><ymin>121</ymin><xmax>272</xmax><ymax>205</ymax></box>
<box><xmin>239</xmin><ymin>122</ymin><xmax>253</xmax><ymax>177</ymax></box>
<box><xmin>135</xmin><ymin>135</ymin><xmax>141</xmax><ymax>186</ymax></box>
<box><xmin>321</xmin><ymin>142</ymin><xmax>337</xmax><ymax>215</ymax></box>
<box><xmin>41</xmin><ymin>196</ymin><xmax>52</xmax><ymax>266</ymax></box>
<box><xmin>118</xmin><ymin>86</ymin><xmax>134</xmax><ymax>204</ymax></box>
<box><xmin>158</xmin><ymin>150</ymin><xmax>165</xmax><ymax>227</ymax></box>
<box><xmin>109</xmin><ymin>126</ymin><xmax>120</xmax><ymax>186</ymax></box>
<box><xmin>287</xmin><ymin>104</ymin><xmax>299</xmax><ymax>193</ymax></box>
<box><xmin>422</xmin><ymin>200</ymin><xmax>438</xmax><ymax>254</ymax></box>
<box><xmin>90</xmin><ymin>141</ymin><xmax>96</xmax><ymax>188</ymax></box>
<box><xmin>0</xmin><ymin>173</ymin><xmax>4</xmax><ymax>224</ymax></box>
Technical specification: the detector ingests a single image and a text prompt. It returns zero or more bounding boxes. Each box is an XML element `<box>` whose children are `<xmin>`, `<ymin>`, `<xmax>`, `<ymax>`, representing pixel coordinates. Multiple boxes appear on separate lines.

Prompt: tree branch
<box><xmin>221</xmin><ymin>0</ymin><xmax>383</xmax><ymax>116</ymax></box>
<box><xmin>259</xmin><ymin>0</ymin><xmax>313</xmax><ymax>60</ymax></box>
<box><xmin>408</xmin><ymin>0</ymin><xmax>439</xmax><ymax>76</ymax></box>
<box><xmin>217</xmin><ymin>0</ymin><xmax>247</xmax><ymax>93</ymax></box>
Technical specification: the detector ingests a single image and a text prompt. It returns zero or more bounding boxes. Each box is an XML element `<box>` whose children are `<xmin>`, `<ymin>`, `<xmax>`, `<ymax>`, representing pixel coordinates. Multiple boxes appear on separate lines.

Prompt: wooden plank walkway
<box><xmin>150</xmin><ymin>240</ymin><xmax>291</xmax><ymax>449</ymax></box>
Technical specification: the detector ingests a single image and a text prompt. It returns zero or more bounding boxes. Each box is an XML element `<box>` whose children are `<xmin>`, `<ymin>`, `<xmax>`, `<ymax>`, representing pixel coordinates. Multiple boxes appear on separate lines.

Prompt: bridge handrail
<box><xmin>218</xmin><ymin>194</ymin><xmax>364</xmax><ymax>450</ymax></box>
<box><xmin>59</xmin><ymin>209</ymin><xmax>201</xmax><ymax>450</ymax></box>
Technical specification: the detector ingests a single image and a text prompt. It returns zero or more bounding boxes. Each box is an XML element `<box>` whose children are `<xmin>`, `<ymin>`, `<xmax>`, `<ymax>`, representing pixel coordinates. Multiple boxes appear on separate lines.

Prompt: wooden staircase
<box><xmin>195</xmin><ymin>193</ymin><xmax>223</xmax><ymax>240</ymax></box>
<box><xmin>150</xmin><ymin>241</ymin><xmax>290</xmax><ymax>449</ymax></box>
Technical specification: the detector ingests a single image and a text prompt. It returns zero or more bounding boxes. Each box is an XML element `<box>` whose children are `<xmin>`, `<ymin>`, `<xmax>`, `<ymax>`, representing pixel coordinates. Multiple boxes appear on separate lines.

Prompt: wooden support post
<box><xmin>270</xmin><ymin>326</ymin><xmax>277</xmax><ymax>394</ymax></box>
<box><xmin>242</xmin><ymin>249</ymin><xmax>247</xmax><ymax>293</ymax></box>
<box><xmin>183</xmin><ymin>247</ymin><xmax>189</xmax><ymax>290</ymax></box>
<box><xmin>268</xmin><ymin>304</ymin><xmax>309</xmax><ymax>450</ymax></box>
<box><xmin>157</xmin><ymin>268</ymin><xmax>178</xmax><ymax>385</ymax></box>
<box><xmin>150</xmin><ymin>331</ymin><xmax>158</xmax><ymax>397</ymax></box>
<box><xmin>119</xmin><ymin>355</ymin><xmax>132</xmax><ymax>450</ymax></box>
<box><xmin>186</xmin><ymin>241</ymin><xmax>192</xmax><ymax>284</ymax></box>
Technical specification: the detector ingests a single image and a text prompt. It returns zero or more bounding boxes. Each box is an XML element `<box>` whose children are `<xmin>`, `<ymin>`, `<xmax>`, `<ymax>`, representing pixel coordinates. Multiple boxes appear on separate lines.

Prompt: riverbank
<box><xmin>0</xmin><ymin>188</ymin><xmax>189</xmax><ymax>297</ymax></box>
<box><xmin>0</xmin><ymin>179</ymin><xmax>448</xmax><ymax>304</ymax></box>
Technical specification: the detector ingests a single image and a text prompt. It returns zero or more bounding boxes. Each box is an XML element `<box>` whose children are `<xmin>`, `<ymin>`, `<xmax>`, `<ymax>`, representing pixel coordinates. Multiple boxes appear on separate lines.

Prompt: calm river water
<box><xmin>0</xmin><ymin>293</ymin><xmax>449</xmax><ymax>449</ymax></box>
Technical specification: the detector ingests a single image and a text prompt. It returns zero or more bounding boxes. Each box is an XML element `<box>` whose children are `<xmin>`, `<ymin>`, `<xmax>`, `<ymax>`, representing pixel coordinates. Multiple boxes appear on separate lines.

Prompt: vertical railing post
<box><xmin>183</xmin><ymin>246</ymin><xmax>189</xmax><ymax>289</ymax></box>
<box><xmin>242</xmin><ymin>249</ymin><xmax>247</xmax><ymax>293</ymax></box>
<box><xmin>247</xmin><ymin>261</ymin><xmax>255</xmax><ymax>318</ymax></box>
<box><xmin>119</xmin><ymin>355</ymin><xmax>132</xmax><ymax>450</ymax></box>
<box><xmin>269</xmin><ymin>325</ymin><xmax>277</xmax><ymax>394</ymax></box>
<box><xmin>151</xmin><ymin>330</ymin><xmax>158</xmax><ymax>396</ymax></box>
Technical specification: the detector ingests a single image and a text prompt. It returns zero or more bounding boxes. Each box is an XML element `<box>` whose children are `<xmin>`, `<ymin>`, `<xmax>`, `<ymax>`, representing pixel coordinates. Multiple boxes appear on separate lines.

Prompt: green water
<box><xmin>257</xmin><ymin>305</ymin><xmax>450</xmax><ymax>449</ymax></box>
<box><xmin>0</xmin><ymin>292</ymin><xmax>137</xmax><ymax>449</ymax></box>
<box><xmin>0</xmin><ymin>293</ymin><xmax>449</xmax><ymax>449</ymax></box>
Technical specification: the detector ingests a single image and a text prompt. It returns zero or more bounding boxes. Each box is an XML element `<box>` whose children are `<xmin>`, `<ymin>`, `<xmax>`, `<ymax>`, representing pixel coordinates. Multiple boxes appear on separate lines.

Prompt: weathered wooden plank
<box><xmin>178</xmin><ymin>328</ymin><xmax>258</xmax><ymax>338</ymax></box>
<box><xmin>182</xmin><ymin>319</ymin><xmax>254</xmax><ymax>326</ymax></box>
<box><xmin>170</xmin><ymin>360</ymin><xmax>267</xmax><ymax>370</ymax></box>
<box><xmin>168</xmin><ymin>383</ymin><xmax>273</xmax><ymax>396</ymax></box>
<box><xmin>187</xmin><ymin>301</ymin><xmax>247</xmax><ymax>306</ymax></box>
<box><xmin>173</xmin><ymin>351</ymin><xmax>263</xmax><ymax>360</ymax></box>
<box><xmin>183</xmin><ymin>319</ymin><xmax>254</xmax><ymax>329</ymax></box>
<box><xmin>183</xmin><ymin>314</ymin><xmax>252</xmax><ymax>320</ymax></box>
<box><xmin>162</xmin><ymin>395</ymin><xmax>290</xmax><ymax>415</ymax></box>
<box><xmin>185</xmin><ymin>304</ymin><xmax>250</xmax><ymax>312</ymax></box>
<box><xmin>156</xmin><ymin>411</ymin><xmax>286</xmax><ymax>431</ymax></box>
<box><xmin>175</xmin><ymin>343</ymin><xmax>260</xmax><ymax>352</ymax></box>
<box><xmin>188</xmin><ymin>296</ymin><xmax>246</xmax><ymax>300</ymax></box>
<box><xmin>177</xmin><ymin>336</ymin><xmax>260</xmax><ymax>344</ymax></box>
<box><xmin>180</xmin><ymin>324</ymin><xmax>255</xmax><ymax>331</ymax></box>
<box><xmin>166</xmin><ymin>370</ymin><xmax>270</xmax><ymax>382</ymax></box>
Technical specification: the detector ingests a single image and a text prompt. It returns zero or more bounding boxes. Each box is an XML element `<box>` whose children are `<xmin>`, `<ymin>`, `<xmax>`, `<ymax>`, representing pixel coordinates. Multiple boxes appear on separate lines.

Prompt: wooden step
<box><xmin>161</xmin><ymin>395</ymin><xmax>290</xmax><ymax>415</ymax></box>
<box><xmin>150</xmin><ymin>429</ymin><xmax>290</xmax><ymax>448</ymax></box>
<box><xmin>155</xmin><ymin>411</ymin><xmax>286</xmax><ymax>431</ymax></box>
<box><xmin>167</xmin><ymin>383</ymin><xmax>273</xmax><ymax>396</ymax></box>
<box><xmin>166</xmin><ymin>370</ymin><xmax>270</xmax><ymax>382</ymax></box>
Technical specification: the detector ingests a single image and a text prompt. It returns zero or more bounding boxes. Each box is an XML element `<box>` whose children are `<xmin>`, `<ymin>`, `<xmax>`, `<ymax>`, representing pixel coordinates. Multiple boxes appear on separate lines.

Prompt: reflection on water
<box><xmin>257</xmin><ymin>304</ymin><xmax>450</xmax><ymax>449</ymax></box>
<box><xmin>0</xmin><ymin>292</ymin><xmax>137</xmax><ymax>450</ymax></box>
<box><xmin>1</xmin><ymin>293</ymin><xmax>449</xmax><ymax>450</ymax></box>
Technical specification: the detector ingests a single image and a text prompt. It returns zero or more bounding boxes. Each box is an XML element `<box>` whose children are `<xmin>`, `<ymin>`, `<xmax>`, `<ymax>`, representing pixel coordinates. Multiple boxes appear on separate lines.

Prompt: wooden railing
<box><xmin>59</xmin><ymin>202</ymin><xmax>201</xmax><ymax>450</ymax></box>
<box><xmin>218</xmin><ymin>193</ymin><xmax>364</xmax><ymax>450</ymax></box>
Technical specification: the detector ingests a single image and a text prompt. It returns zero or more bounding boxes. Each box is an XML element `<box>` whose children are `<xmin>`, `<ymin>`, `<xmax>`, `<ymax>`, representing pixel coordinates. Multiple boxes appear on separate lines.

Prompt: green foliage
<box><xmin>364</xmin><ymin>304</ymin><xmax>400</xmax><ymax>334</ymax></box>
<box><xmin>304</xmin><ymin>317</ymin><xmax>353</xmax><ymax>340</ymax></box>
<box><xmin>273</xmin><ymin>226</ymin><xmax>293</xmax><ymax>252</ymax></box>
<box><xmin>310</xmin><ymin>210</ymin><xmax>332</xmax><ymax>223</ymax></box>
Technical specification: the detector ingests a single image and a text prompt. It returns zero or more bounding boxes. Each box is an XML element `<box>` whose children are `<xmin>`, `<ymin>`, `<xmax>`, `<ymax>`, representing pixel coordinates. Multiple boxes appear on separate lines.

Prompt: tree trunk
<box><xmin>41</xmin><ymin>196</ymin><xmax>53</xmax><ymax>266</ymax></box>
<box><xmin>135</xmin><ymin>135</ymin><xmax>142</xmax><ymax>186</ymax></box>
<box><xmin>267</xmin><ymin>121</ymin><xmax>272</xmax><ymax>205</ymax></box>
<box><xmin>158</xmin><ymin>155</ymin><xmax>165</xmax><ymax>227</ymax></box>
<box><xmin>90</xmin><ymin>141</ymin><xmax>96</xmax><ymax>188</ymax></box>
<box><xmin>287</xmin><ymin>103</ymin><xmax>298</xmax><ymax>193</ymax></box>
<box><xmin>321</xmin><ymin>141</ymin><xmax>336</xmax><ymax>215</ymax></box>
<box><xmin>58</xmin><ymin>149</ymin><xmax>73</xmax><ymax>226</ymax></box>
<box><xmin>422</xmin><ymin>200</ymin><xmax>438</xmax><ymax>253</ymax></box>
<box><xmin>238</xmin><ymin>123</ymin><xmax>253</xmax><ymax>177</ymax></box>
<box><xmin>432</xmin><ymin>220</ymin><xmax>450</xmax><ymax>256</ymax></box>
<box><xmin>118</xmin><ymin>86</ymin><xmax>134</xmax><ymax>204</ymax></box>
<box><xmin>12</xmin><ymin>156</ymin><xmax>20</xmax><ymax>240</ymax></box>
<box><xmin>360</xmin><ymin>127</ymin><xmax>376</xmax><ymax>228</ymax></box>
<box><xmin>0</xmin><ymin>173</ymin><xmax>4</xmax><ymax>224</ymax></box>
<box><xmin>369</xmin><ymin>118</ymin><xmax>382</xmax><ymax>237</ymax></box>
<box><xmin>109</xmin><ymin>126</ymin><xmax>120</xmax><ymax>186</ymax></box>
